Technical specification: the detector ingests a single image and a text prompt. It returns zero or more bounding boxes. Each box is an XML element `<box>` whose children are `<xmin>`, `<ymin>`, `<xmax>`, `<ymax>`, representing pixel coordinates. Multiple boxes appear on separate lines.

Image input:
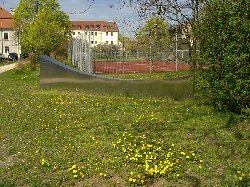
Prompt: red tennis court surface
<box><xmin>94</xmin><ymin>61</ymin><xmax>190</xmax><ymax>74</ymax></box>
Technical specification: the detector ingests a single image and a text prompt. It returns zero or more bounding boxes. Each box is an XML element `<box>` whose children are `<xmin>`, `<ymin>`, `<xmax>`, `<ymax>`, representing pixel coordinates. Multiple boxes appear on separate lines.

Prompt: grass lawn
<box><xmin>101</xmin><ymin>71</ymin><xmax>190</xmax><ymax>80</ymax></box>
<box><xmin>0</xmin><ymin>67</ymin><xmax>249</xmax><ymax>187</ymax></box>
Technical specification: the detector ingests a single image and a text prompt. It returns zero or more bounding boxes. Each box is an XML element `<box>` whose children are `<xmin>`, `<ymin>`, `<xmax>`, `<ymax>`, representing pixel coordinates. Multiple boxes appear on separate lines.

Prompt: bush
<box><xmin>196</xmin><ymin>0</ymin><xmax>250</xmax><ymax>113</ymax></box>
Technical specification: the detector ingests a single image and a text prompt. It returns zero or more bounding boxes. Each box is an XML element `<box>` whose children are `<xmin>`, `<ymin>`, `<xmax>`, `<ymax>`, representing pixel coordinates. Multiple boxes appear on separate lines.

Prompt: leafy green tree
<box><xmin>94</xmin><ymin>44</ymin><xmax>120</xmax><ymax>62</ymax></box>
<box><xmin>14</xmin><ymin>0</ymin><xmax>71</xmax><ymax>69</ymax></box>
<box><xmin>136</xmin><ymin>17</ymin><xmax>170</xmax><ymax>61</ymax></box>
<box><xmin>196</xmin><ymin>0</ymin><xmax>250</xmax><ymax>113</ymax></box>
<box><xmin>113</xmin><ymin>0</ymin><xmax>204</xmax><ymax>67</ymax></box>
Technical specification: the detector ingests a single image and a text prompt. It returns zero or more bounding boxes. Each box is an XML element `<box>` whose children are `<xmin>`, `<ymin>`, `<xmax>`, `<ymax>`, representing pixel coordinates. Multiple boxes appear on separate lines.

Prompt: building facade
<box><xmin>0</xmin><ymin>7</ymin><xmax>20</xmax><ymax>58</ymax></box>
<box><xmin>71</xmin><ymin>21</ymin><xmax>119</xmax><ymax>46</ymax></box>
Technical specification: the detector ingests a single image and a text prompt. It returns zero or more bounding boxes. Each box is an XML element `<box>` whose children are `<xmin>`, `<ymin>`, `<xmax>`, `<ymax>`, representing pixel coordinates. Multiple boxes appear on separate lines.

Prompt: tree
<box><xmin>136</xmin><ymin>16</ymin><xmax>170</xmax><ymax>61</ymax></box>
<box><xmin>13</xmin><ymin>0</ymin><xmax>71</xmax><ymax>70</ymax></box>
<box><xmin>113</xmin><ymin>0</ymin><xmax>206</xmax><ymax>68</ymax></box>
<box><xmin>196</xmin><ymin>0</ymin><xmax>250</xmax><ymax>113</ymax></box>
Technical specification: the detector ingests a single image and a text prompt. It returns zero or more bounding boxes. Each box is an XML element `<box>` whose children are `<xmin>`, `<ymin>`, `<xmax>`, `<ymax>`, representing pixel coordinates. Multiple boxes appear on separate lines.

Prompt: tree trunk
<box><xmin>29</xmin><ymin>52</ymin><xmax>38</xmax><ymax>71</ymax></box>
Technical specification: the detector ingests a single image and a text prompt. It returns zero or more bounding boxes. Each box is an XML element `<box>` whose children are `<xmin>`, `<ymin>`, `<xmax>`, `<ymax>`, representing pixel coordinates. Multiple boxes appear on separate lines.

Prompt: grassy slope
<box><xmin>0</xmin><ymin>68</ymin><xmax>249</xmax><ymax>187</ymax></box>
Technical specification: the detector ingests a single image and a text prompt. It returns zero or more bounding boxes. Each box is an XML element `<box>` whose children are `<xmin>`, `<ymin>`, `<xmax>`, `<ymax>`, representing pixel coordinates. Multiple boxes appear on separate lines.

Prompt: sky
<box><xmin>1</xmin><ymin>0</ymin><xmax>142</xmax><ymax>36</ymax></box>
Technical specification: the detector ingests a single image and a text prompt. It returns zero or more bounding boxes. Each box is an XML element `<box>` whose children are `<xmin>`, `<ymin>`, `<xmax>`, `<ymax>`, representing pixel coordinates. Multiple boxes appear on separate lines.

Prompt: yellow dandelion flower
<box><xmin>73</xmin><ymin>174</ymin><xmax>78</xmax><ymax>178</ymax></box>
<box><xmin>180</xmin><ymin>152</ymin><xmax>186</xmax><ymax>155</ymax></box>
<box><xmin>239</xmin><ymin>176</ymin><xmax>243</xmax><ymax>181</ymax></box>
<box><xmin>72</xmin><ymin>170</ymin><xmax>78</xmax><ymax>174</ymax></box>
<box><xmin>148</xmin><ymin>168</ymin><xmax>155</xmax><ymax>175</ymax></box>
<box><xmin>41</xmin><ymin>158</ymin><xmax>45</xmax><ymax>166</ymax></box>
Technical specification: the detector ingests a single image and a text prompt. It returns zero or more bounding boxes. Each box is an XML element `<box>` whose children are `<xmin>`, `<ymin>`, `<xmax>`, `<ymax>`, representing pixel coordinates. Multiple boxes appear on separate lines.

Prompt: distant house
<box><xmin>71</xmin><ymin>21</ymin><xmax>119</xmax><ymax>46</ymax></box>
<box><xmin>0</xmin><ymin>7</ymin><xmax>21</xmax><ymax>58</ymax></box>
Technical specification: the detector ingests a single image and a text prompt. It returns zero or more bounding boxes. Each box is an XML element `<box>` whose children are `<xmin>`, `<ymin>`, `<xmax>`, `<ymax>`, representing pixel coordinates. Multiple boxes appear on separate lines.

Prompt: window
<box><xmin>95</xmin><ymin>32</ymin><xmax>97</xmax><ymax>36</ymax></box>
<box><xmin>106</xmin><ymin>32</ymin><xmax>108</xmax><ymax>36</ymax></box>
<box><xmin>5</xmin><ymin>46</ymin><xmax>9</xmax><ymax>53</ymax></box>
<box><xmin>4</xmin><ymin>33</ymin><xmax>8</xmax><ymax>40</ymax></box>
<box><xmin>85</xmin><ymin>32</ymin><xmax>88</xmax><ymax>35</ymax></box>
<box><xmin>111</xmin><ymin>32</ymin><xmax>113</xmax><ymax>36</ymax></box>
<box><xmin>106</xmin><ymin>41</ymin><xmax>108</xmax><ymax>44</ymax></box>
<box><xmin>95</xmin><ymin>41</ymin><xmax>97</xmax><ymax>44</ymax></box>
<box><xmin>73</xmin><ymin>32</ymin><xmax>75</xmax><ymax>35</ymax></box>
<box><xmin>91</xmin><ymin>32</ymin><xmax>93</xmax><ymax>35</ymax></box>
<box><xmin>111</xmin><ymin>41</ymin><xmax>113</xmax><ymax>45</ymax></box>
<box><xmin>91</xmin><ymin>41</ymin><xmax>94</xmax><ymax>44</ymax></box>
<box><xmin>78</xmin><ymin>32</ymin><xmax>80</xmax><ymax>35</ymax></box>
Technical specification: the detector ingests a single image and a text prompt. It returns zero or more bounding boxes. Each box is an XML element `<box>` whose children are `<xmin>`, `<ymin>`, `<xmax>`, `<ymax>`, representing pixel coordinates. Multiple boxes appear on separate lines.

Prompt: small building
<box><xmin>0</xmin><ymin>7</ymin><xmax>21</xmax><ymax>58</ymax></box>
<box><xmin>71</xmin><ymin>21</ymin><xmax>119</xmax><ymax>46</ymax></box>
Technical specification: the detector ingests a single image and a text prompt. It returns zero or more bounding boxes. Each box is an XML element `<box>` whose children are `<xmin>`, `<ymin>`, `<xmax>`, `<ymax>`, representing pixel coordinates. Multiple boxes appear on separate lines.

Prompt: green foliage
<box><xmin>136</xmin><ymin>17</ymin><xmax>171</xmax><ymax>60</ymax></box>
<box><xmin>196</xmin><ymin>0</ymin><xmax>250</xmax><ymax>113</ymax></box>
<box><xmin>94</xmin><ymin>44</ymin><xmax>120</xmax><ymax>61</ymax></box>
<box><xmin>13</xmin><ymin>0</ymin><xmax>71</xmax><ymax>56</ymax></box>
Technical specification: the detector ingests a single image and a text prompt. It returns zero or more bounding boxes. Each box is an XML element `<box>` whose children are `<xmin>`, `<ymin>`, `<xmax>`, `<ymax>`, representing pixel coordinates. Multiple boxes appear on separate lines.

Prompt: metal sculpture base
<box><xmin>40</xmin><ymin>55</ymin><xmax>193</xmax><ymax>98</ymax></box>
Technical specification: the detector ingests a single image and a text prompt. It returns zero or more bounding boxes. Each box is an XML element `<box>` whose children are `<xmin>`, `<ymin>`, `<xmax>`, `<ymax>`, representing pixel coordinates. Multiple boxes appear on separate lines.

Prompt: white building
<box><xmin>71</xmin><ymin>21</ymin><xmax>119</xmax><ymax>46</ymax></box>
<box><xmin>0</xmin><ymin>7</ymin><xmax>20</xmax><ymax>58</ymax></box>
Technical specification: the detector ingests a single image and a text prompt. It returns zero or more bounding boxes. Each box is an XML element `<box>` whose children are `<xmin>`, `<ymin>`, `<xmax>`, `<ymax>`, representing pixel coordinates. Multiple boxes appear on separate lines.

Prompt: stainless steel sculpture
<box><xmin>40</xmin><ymin>55</ymin><xmax>193</xmax><ymax>98</ymax></box>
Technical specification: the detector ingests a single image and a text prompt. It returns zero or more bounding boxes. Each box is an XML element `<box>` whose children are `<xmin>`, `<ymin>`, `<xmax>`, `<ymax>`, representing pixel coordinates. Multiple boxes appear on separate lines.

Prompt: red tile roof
<box><xmin>71</xmin><ymin>21</ymin><xmax>119</xmax><ymax>32</ymax></box>
<box><xmin>0</xmin><ymin>19</ymin><xmax>14</xmax><ymax>29</ymax></box>
<box><xmin>0</xmin><ymin>7</ymin><xmax>13</xmax><ymax>19</ymax></box>
<box><xmin>0</xmin><ymin>7</ymin><xmax>14</xmax><ymax>29</ymax></box>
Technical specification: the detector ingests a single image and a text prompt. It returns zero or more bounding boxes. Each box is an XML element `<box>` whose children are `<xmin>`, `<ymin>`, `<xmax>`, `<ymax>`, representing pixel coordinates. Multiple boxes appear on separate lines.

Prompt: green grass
<box><xmin>101</xmin><ymin>71</ymin><xmax>190</xmax><ymax>80</ymax></box>
<box><xmin>0</xmin><ymin>67</ymin><xmax>249</xmax><ymax>187</ymax></box>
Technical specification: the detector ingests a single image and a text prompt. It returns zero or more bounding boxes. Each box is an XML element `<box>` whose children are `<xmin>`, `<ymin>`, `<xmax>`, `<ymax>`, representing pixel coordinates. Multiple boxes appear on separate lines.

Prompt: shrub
<box><xmin>196</xmin><ymin>0</ymin><xmax>250</xmax><ymax>113</ymax></box>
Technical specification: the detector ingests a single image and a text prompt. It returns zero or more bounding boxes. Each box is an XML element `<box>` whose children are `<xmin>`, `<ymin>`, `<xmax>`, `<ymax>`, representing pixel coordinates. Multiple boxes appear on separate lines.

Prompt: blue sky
<box><xmin>2</xmin><ymin>0</ymin><xmax>141</xmax><ymax>36</ymax></box>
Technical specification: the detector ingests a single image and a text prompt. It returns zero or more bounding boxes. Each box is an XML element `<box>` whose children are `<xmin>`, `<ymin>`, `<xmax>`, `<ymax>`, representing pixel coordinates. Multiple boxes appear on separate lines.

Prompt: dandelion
<box><xmin>148</xmin><ymin>168</ymin><xmax>155</xmax><ymax>175</ymax></box>
<box><xmin>41</xmin><ymin>158</ymin><xmax>45</xmax><ymax>166</ymax></box>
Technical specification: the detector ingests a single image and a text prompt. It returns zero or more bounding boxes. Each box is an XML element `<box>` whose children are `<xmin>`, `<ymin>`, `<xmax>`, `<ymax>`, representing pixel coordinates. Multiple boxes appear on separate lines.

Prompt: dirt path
<box><xmin>0</xmin><ymin>63</ymin><xmax>17</xmax><ymax>74</ymax></box>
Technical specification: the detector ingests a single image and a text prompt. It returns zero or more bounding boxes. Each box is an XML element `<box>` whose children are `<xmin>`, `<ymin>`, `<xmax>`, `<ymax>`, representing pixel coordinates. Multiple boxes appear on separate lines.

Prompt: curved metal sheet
<box><xmin>40</xmin><ymin>55</ymin><xmax>193</xmax><ymax>98</ymax></box>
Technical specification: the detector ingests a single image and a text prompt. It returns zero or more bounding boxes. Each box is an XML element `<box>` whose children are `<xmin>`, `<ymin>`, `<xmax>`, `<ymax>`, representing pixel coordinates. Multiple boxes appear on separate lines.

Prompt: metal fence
<box><xmin>92</xmin><ymin>46</ymin><xmax>190</xmax><ymax>63</ymax></box>
<box><xmin>69</xmin><ymin>34</ymin><xmax>93</xmax><ymax>74</ymax></box>
<box><xmin>69</xmin><ymin>38</ymin><xmax>191</xmax><ymax>74</ymax></box>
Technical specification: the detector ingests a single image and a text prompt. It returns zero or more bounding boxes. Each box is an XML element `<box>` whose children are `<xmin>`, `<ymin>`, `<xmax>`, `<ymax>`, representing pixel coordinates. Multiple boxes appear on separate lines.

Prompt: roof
<box><xmin>0</xmin><ymin>7</ymin><xmax>14</xmax><ymax>29</ymax></box>
<box><xmin>0</xmin><ymin>7</ymin><xmax>13</xmax><ymax>19</ymax></box>
<box><xmin>0</xmin><ymin>19</ymin><xmax>14</xmax><ymax>29</ymax></box>
<box><xmin>71</xmin><ymin>21</ymin><xmax>119</xmax><ymax>32</ymax></box>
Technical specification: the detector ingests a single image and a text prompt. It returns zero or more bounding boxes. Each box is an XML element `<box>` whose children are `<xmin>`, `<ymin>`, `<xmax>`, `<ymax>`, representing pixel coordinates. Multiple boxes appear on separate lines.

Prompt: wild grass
<box><xmin>101</xmin><ymin>71</ymin><xmax>190</xmax><ymax>80</ymax></box>
<box><xmin>0</xmin><ymin>68</ymin><xmax>249</xmax><ymax>186</ymax></box>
